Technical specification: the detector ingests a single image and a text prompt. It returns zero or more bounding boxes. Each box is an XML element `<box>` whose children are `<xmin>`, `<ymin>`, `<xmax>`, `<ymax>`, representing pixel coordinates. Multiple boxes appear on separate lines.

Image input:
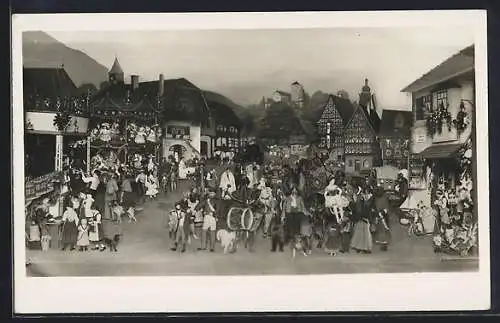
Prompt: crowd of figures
<box><xmin>166</xmin><ymin>156</ymin><xmax>410</xmax><ymax>256</ymax></box>
<box><xmin>26</xmin><ymin>153</ymin><xmax>185</xmax><ymax>252</ymax></box>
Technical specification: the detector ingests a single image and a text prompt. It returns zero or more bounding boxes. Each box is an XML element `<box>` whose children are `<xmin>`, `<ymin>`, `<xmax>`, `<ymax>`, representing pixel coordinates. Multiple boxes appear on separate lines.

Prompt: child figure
<box><xmin>112</xmin><ymin>201</ymin><xmax>125</xmax><ymax>224</ymax></box>
<box><xmin>76</xmin><ymin>218</ymin><xmax>90</xmax><ymax>251</ymax></box>
<box><xmin>40</xmin><ymin>220</ymin><xmax>51</xmax><ymax>251</ymax></box>
<box><xmin>83</xmin><ymin>194</ymin><xmax>95</xmax><ymax>219</ymax></box>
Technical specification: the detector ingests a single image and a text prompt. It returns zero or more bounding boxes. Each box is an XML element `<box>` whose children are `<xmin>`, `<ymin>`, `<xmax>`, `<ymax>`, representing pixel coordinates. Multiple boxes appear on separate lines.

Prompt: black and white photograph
<box><xmin>12</xmin><ymin>11</ymin><xmax>490</xmax><ymax>313</ymax></box>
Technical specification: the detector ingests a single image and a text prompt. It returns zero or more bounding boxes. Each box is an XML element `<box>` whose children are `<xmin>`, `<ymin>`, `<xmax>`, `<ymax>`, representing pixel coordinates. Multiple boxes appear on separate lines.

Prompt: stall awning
<box><xmin>420</xmin><ymin>143</ymin><xmax>462</xmax><ymax>159</ymax></box>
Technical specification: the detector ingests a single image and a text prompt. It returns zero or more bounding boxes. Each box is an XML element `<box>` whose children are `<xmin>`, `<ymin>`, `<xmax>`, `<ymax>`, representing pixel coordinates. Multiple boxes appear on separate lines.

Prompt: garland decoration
<box><xmin>425</xmin><ymin>102</ymin><xmax>452</xmax><ymax>136</ymax></box>
<box><xmin>53</xmin><ymin>98</ymin><xmax>72</xmax><ymax>132</ymax></box>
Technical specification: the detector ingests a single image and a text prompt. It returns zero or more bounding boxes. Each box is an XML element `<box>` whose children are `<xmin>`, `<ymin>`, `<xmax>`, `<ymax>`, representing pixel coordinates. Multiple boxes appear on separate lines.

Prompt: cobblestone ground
<box><xmin>26</xmin><ymin>180</ymin><xmax>479</xmax><ymax>276</ymax></box>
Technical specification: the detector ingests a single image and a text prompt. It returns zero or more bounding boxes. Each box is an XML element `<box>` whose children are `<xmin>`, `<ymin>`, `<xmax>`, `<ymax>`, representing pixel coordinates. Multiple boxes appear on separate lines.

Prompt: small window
<box><xmin>348</xmin><ymin>159</ymin><xmax>353</xmax><ymax>167</ymax></box>
<box><xmin>363</xmin><ymin>159</ymin><xmax>370</xmax><ymax>168</ymax></box>
<box><xmin>354</xmin><ymin>160</ymin><xmax>361</xmax><ymax>172</ymax></box>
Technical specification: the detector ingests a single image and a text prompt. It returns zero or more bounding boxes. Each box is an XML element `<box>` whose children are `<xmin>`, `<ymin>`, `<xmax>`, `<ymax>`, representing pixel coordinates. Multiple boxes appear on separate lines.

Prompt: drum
<box><xmin>227</xmin><ymin>207</ymin><xmax>253</xmax><ymax>231</ymax></box>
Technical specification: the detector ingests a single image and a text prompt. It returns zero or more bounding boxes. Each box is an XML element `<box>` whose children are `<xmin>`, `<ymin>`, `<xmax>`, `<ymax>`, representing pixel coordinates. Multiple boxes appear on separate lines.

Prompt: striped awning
<box><xmin>420</xmin><ymin>143</ymin><xmax>462</xmax><ymax>159</ymax></box>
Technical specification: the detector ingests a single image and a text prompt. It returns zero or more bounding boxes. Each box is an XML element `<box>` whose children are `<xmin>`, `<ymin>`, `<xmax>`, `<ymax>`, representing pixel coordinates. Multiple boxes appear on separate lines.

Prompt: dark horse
<box><xmin>304</xmin><ymin>192</ymin><xmax>338</xmax><ymax>249</ymax></box>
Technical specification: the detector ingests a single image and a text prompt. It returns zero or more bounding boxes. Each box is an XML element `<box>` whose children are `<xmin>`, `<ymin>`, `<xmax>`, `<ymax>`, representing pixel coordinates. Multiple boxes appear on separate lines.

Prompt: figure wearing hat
<box><xmin>197</xmin><ymin>190</ymin><xmax>218</xmax><ymax>252</ymax></box>
<box><xmin>171</xmin><ymin>201</ymin><xmax>189</xmax><ymax>253</ymax></box>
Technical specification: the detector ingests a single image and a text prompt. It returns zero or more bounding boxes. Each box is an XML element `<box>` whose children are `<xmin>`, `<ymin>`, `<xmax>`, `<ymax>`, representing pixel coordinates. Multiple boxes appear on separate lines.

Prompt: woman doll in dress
<box><xmin>61</xmin><ymin>199</ymin><xmax>79</xmax><ymax>251</ymax></box>
<box><xmin>76</xmin><ymin>217</ymin><xmax>90</xmax><ymax>251</ymax></box>
<box><xmin>145</xmin><ymin>173</ymin><xmax>159</xmax><ymax>199</ymax></box>
<box><xmin>350</xmin><ymin>188</ymin><xmax>374</xmax><ymax>254</ymax></box>
<box><xmin>88</xmin><ymin>204</ymin><xmax>105</xmax><ymax>251</ymax></box>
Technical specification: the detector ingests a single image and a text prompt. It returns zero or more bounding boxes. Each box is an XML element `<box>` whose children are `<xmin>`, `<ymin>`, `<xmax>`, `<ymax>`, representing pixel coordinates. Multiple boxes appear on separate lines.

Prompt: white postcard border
<box><xmin>12</xmin><ymin>10</ymin><xmax>490</xmax><ymax>313</ymax></box>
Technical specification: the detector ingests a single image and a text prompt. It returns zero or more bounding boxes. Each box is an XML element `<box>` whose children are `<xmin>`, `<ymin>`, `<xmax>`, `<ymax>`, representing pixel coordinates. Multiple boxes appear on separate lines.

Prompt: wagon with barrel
<box><xmin>224</xmin><ymin>191</ymin><xmax>265</xmax><ymax>250</ymax></box>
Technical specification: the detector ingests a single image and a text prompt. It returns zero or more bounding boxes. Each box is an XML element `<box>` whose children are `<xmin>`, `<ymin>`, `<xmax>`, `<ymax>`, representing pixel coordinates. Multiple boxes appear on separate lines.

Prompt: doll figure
<box><xmin>76</xmin><ymin>218</ymin><xmax>90</xmax><ymax>251</ymax></box>
<box><xmin>135</xmin><ymin>127</ymin><xmax>146</xmax><ymax>144</ymax></box>
<box><xmin>147</xmin><ymin>127</ymin><xmax>157</xmax><ymax>142</ymax></box>
<box><xmin>83</xmin><ymin>194</ymin><xmax>95</xmax><ymax>218</ymax></box>
<box><xmin>133</xmin><ymin>154</ymin><xmax>142</xmax><ymax>169</ymax></box>
<box><xmin>156</xmin><ymin>126</ymin><xmax>163</xmax><ymax>141</ymax></box>
<box><xmin>111</xmin><ymin>122</ymin><xmax>121</xmax><ymax>140</ymax></box>
<box><xmin>99</xmin><ymin>123</ymin><xmax>111</xmax><ymax>142</ymax></box>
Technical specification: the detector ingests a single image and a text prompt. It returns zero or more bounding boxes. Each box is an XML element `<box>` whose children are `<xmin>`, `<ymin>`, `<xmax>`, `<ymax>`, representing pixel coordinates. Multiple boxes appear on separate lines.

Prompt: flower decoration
<box><xmin>426</xmin><ymin>102</ymin><xmax>452</xmax><ymax>136</ymax></box>
<box><xmin>452</xmin><ymin>101</ymin><xmax>470</xmax><ymax>134</ymax></box>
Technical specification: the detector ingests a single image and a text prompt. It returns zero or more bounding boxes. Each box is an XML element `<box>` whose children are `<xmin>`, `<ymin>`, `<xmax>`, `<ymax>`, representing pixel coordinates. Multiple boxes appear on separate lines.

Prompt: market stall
<box><xmin>25</xmin><ymin>171</ymin><xmax>67</xmax><ymax>250</ymax></box>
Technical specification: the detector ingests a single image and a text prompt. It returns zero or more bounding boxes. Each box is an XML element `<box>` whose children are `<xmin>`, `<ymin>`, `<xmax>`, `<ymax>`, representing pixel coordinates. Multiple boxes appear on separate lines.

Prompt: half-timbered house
<box><xmin>316</xmin><ymin>94</ymin><xmax>355</xmax><ymax>161</ymax></box>
<box><xmin>344</xmin><ymin>104</ymin><xmax>380</xmax><ymax>174</ymax></box>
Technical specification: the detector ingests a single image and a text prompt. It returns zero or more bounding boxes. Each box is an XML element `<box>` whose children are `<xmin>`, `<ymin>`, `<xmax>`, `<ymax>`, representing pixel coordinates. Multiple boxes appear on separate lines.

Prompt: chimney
<box><xmin>158</xmin><ymin>74</ymin><xmax>164</xmax><ymax>96</ymax></box>
<box><xmin>131</xmin><ymin>75</ymin><xmax>139</xmax><ymax>90</ymax></box>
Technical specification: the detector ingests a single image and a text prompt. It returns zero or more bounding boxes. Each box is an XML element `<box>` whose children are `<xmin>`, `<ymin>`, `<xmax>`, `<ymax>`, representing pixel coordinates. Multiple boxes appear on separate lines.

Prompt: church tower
<box><xmin>108</xmin><ymin>57</ymin><xmax>124</xmax><ymax>84</ymax></box>
<box><xmin>359</xmin><ymin>78</ymin><xmax>372</xmax><ymax>109</ymax></box>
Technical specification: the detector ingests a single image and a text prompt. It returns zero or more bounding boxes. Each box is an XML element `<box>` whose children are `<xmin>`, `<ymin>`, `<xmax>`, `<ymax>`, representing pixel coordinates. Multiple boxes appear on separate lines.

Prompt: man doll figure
<box><xmin>197</xmin><ymin>190</ymin><xmax>218</xmax><ymax>252</ymax></box>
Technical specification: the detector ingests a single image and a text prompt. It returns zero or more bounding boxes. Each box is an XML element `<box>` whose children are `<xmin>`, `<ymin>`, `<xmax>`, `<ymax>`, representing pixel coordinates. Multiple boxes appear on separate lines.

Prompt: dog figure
<box><xmin>270</xmin><ymin>215</ymin><xmax>285</xmax><ymax>252</ymax></box>
<box><xmin>216</xmin><ymin>229</ymin><xmax>237</xmax><ymax>254</ymax></box>
<box><xmin>102</xmin><ymin>234</ymin><xmax>121</xmax><ymax>252</ymax></box>
<box><xmin>291</xmin><ymin>234</ymin><xmax>308</xmax><ymax>259</ymax></box>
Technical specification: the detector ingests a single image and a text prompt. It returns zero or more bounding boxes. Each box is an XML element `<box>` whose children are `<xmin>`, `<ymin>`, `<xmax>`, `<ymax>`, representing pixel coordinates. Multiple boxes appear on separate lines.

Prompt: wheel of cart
<box><xmin>226</xmin><ymin>205</ymin><xmax>264</xmax><ymax>249</ymax></box>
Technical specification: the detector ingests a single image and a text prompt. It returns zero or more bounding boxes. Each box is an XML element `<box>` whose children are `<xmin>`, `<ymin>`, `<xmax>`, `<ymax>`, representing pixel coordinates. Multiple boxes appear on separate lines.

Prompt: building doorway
<box><xmin>200</xmin><ymin>141</ymin><xmax>208</xmax><ymax>157</ymax></box>
<box><xmin>169</xmin><ymin>144</ymin><xmax>186</xmax><ymax>162</ymax></box>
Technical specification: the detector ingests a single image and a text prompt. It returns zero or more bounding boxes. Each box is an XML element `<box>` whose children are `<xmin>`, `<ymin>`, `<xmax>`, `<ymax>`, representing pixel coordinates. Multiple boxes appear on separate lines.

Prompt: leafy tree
<box><xmin>301</xmin><ymin>90</ymin><xmax>330</xmax><ymax>123</ymax></box>
<box><xmin>258</xmin><ymin>102</ymin><xmax>304</xmax><ymax>145</ymax></box>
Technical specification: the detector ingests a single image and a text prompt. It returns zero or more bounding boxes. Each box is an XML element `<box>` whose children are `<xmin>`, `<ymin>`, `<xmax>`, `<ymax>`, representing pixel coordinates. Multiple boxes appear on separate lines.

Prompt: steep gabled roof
<box><xmin>401</xmin><ymin>45</ymin><xmax>474</xmax><ymax>93</ymax></box>
<box><xmin>345</xmin><ymin>104</ymin><xmax>377</xmax><ymax>136</ymax></box>
<box><xmin>206</xmin><ymin>100</ymin><xmax>242</xmax><ymax>128</ymax></box>
<box><xmin>318</xmin><ymin>94</ymin><xmax>355</xmax><ymax>125</ymax></box>
<box><xmin>23</xmin><ymin>67</ymin><xmax>77</xmax><ymax>98</ymax></box>
<box><xmin>379</xmin><ymin>109</ymin><xmax>413</xmax><ymax>137</ymax></box>
<box><xmin>89</xmin><ymin>77</ymin><xmax>211</xmax><ymax>123</ymax></box>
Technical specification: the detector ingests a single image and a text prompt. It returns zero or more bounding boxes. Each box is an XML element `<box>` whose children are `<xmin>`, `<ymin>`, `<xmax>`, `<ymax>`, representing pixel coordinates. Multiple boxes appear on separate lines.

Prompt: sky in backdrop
<box><xmin>46</xmin><ymin>27</ymin><xmax>475</xmax><ymax>109</ymax></box>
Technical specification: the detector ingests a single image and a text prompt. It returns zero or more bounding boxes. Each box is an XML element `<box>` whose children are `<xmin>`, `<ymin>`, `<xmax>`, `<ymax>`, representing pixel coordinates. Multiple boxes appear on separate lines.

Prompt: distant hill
<box><xmin>22</xmin><ymin>31</ymin><xmax>109</xmax><ymax>88</ymax></box>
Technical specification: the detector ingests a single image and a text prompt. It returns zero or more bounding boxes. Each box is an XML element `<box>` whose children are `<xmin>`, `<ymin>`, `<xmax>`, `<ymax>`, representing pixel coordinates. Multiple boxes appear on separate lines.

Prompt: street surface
<box><xmin>26</xmin><ymin>180</ymin><xmax>478</xmax><ymax>277</ymax></box>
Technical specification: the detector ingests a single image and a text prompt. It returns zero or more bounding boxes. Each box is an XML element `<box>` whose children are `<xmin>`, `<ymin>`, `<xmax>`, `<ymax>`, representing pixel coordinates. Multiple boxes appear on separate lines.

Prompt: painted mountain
<box><xmin>22</xmin><ymin>31</ymin><xmax>109</xmax><ymax>89</ymax></box>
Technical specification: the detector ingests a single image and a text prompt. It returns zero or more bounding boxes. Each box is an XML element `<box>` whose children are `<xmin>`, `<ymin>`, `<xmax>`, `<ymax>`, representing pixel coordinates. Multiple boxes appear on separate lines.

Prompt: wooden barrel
<box><xmin>227</xmin><ymin>207</ymin><xmax>253</xmax><ymax>231</ymax></box>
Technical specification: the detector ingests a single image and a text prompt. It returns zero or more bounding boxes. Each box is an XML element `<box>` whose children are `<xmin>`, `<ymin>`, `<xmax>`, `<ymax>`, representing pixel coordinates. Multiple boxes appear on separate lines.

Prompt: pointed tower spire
<box><xmin>108</xmin><ymin>56</ymin><xmax>124</xmax><ymax>84</ymax></box>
